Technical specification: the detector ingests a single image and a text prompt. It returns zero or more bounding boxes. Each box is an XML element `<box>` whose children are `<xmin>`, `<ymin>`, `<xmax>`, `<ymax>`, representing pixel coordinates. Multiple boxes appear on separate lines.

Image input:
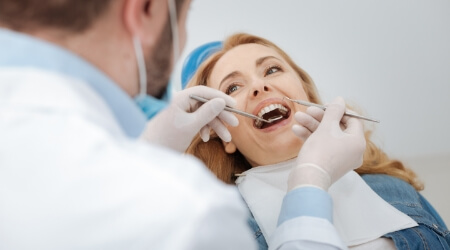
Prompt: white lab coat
<box><xmin>0</xmin><ymin>67</ymin><xmax>257</xmax><ymax>249</ymax></box>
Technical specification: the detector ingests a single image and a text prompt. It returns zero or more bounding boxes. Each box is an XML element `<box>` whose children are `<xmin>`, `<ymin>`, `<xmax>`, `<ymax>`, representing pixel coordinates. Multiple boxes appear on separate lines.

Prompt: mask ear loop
<box><xmin>133</xmin><ymin>36</ymin><xmax>147</xmax><ymax>100</ymax></box>
<box><xmin>135</xmin><ymin>0</ymin><xmax>178</xmax><ymax>99</ymax></box>
<box><xmin>168</xmin><ymin>0</ymin><xmax>181</xmax><ymax>92</ymax></box>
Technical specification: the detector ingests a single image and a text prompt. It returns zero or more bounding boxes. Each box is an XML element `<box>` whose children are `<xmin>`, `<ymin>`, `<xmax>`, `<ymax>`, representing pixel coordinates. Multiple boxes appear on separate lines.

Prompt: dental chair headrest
<box><xmin>181</xmin><ymin>41</ymin><xmax>223</xmax><ymax>89</ymax></box>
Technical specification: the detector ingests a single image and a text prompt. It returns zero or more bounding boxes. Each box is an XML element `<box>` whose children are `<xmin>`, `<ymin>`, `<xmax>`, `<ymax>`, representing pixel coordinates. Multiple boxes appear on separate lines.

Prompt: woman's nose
<box><xmin>251</xmin><ymin>81</ymin><xmax>270</xmax><ymax>97</ymax></box>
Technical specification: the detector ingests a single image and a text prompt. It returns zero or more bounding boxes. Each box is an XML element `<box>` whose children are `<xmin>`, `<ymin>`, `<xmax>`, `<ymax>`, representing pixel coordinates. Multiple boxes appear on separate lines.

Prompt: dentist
<box><xmin>0</xmin><ymin>0</ymin><xmax>365</xmax><ymax>249</ymax></box>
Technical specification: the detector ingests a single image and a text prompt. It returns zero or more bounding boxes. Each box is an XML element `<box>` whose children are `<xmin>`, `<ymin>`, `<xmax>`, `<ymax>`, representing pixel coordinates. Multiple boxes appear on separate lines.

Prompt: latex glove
<box><xmin>291</xmin><ymin>106</ymin><xmax>324</xmax><ymax>142</ymax></box>
<box><xmin>288</xmin><ymin>97</ymin><xmax>366</xmax><ymax>191</ymax></box>
<box><xmin>141</xmin><ymin>86</ymin><xmax>239</xmax><ymax>152</ymax></box>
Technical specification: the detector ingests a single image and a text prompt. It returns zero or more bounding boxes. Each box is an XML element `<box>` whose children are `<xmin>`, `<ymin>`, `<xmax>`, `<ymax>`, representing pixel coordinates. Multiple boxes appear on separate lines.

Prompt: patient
<box><xmin>185</xmin><ymin>33</ymin><xmax>449</xmax><ymax>249</ymax></box>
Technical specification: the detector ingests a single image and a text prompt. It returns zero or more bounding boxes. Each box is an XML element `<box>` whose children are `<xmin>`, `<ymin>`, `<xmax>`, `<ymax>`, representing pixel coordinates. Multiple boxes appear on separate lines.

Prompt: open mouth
<box><xmin>254</xmin><ymin>103</ymin><xmax>291</xmax><ymax>129</ymax></box>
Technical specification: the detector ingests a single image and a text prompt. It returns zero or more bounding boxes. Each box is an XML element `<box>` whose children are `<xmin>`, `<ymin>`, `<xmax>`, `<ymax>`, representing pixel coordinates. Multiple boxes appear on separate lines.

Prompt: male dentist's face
<box><xmin>208</xmin><ymin>44</ymin><xmax>310</xmax><ymax>167</ymax></box>
<box><xmin>146</xmin><ymin>0</ymin><xmax>189</xmax><ymax>98</ymax></box>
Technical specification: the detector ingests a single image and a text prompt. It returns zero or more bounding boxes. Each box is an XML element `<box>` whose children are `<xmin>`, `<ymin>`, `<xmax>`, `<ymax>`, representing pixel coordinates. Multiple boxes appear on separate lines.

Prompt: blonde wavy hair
<box><xmin>185</xmin><ymin>33</ymin><xmax>423</xmax><ymax>191</ymax></box>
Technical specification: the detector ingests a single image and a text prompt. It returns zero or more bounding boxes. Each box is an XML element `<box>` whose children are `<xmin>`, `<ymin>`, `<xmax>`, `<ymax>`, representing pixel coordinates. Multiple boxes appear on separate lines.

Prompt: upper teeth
<box><xmin>257</xmin><ymin>104</ymin><xmax>288</xmax><ymax>118</ymax></box>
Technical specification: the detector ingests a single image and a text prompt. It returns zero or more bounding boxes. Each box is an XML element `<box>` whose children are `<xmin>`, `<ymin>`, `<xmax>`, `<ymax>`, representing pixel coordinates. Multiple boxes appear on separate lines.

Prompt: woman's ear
<box><xmin>222</xmin><ymin>140</ymin><xmax>237</xmax><ymax>154</ymax></box>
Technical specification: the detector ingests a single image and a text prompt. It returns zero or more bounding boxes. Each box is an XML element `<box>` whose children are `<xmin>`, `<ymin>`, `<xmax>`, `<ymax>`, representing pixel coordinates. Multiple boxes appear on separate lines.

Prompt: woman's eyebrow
<box><xmin>219</xmin><ymin>56</ymin><xmax>281</xmax><ymax>89</ymax></box>
<box><xmin>255</xmin><ymin>56</ymin><xmax>281</xmax><ymax>67</ymax></box>
<box><xmin>219</xmin><ymin>71</ymin><xmax>241</xmax><ymax>89</ymax></box>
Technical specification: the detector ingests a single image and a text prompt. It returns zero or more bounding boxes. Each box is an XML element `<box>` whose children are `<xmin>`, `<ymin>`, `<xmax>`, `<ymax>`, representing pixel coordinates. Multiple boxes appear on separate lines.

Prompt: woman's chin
<box><xmin>250</xmin><ymin>153</ymin><xmax>300</xmax><ymax>167</ymax></box>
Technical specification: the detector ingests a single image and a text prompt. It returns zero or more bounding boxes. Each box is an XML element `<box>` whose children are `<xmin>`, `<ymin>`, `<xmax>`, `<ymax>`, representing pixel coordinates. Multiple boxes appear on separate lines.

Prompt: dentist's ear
<box><xmin>222</xmin><ymin>140</ymin><xmax>237</xmax><ymax>154</ymax></box>
<box><xmin>123</xmin><ymin>0</ymin><xmax>168</xmax><ymax>45</ymax></box>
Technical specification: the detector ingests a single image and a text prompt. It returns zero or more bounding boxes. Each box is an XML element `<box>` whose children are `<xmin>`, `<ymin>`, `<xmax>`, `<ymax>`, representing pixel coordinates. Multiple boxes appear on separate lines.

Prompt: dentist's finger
<box><xmin>218</xmin><ymin>111</ymin><xmax>239</xmax><ymax>127</ymax></box>
<box><xmin>306</xmin><ymin>106</ymin><xmax>325</xmax><ymax>122</ymax></box>
<box><xmin>294</xmin><ymin>111</ymin><xmax>320</xmax><ymax>133</ymax></box>
<box><xmin>189</xmin><ymin>98</ymin><xmax>226</xmax><ymax>129</ymax></box>
<box><xmin>320</xmin><ymin>97</ymin><xmax>346</xmax><ymax>126</ymax></box>
<box><xmin>208</xmin><ymin>119</ymin><xmax>232</xmax><ymax>142</ymax></box>
<box><xmin>200</xmin><ymin>125</ymin><xmax>211</xmax><ymax>142</ymax></box>
<box><xmin>292</xmin><ymin>124</ymin><xmax>311</xmax><ymax>141</ymax></box>
<box><xmin>342</xmin><ymin>116</ymin><xmax>365</xmax><ymax>137</ymax></box>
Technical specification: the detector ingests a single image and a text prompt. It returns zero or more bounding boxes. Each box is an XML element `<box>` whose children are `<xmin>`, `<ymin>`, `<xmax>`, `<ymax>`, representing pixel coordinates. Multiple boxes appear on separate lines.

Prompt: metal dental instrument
<box><xmin>190</xmin><ymin>94</ymin><xmax>283</xmax><ymax>123</ymax></box>
<box><xmin>284</xmin><ymin>97</ymin><xmax>380</xmax><ymax>123</ymax></box>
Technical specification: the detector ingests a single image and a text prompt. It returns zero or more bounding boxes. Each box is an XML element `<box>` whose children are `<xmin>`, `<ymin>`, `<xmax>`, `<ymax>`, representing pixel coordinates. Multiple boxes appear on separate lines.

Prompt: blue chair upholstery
<box><xmin>181</xmin><ymin>41</ymin><xmax>223</xmax><ymax>89</ymax></box>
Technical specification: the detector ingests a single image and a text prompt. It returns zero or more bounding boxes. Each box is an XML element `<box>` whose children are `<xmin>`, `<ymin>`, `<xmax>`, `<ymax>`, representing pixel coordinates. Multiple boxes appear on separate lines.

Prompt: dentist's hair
<box><xmin>0</xmin><ymin>0</ymin><xmax>113</xmax><ymax>32</ymax></box>
<box><xmin>186</xmin><ymin>33</ymin><xmax>423</xmax><ymax>191</ymax></box>
<box><xmin>0</xmin><ymin>0</ymin><xmax>186</xmax><ymax>33</ymax></box>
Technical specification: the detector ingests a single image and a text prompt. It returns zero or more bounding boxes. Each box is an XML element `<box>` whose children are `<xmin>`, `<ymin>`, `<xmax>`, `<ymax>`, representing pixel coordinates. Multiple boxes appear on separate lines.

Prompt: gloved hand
<box><xmin>141</xmin><ymin>86</ymin><xmax>239</xmax><ymax>152</ymax></box>
<box><xmin>288</xmin><ymin>97</ymin><xmax>366</xmax><ymax>191</ymax></box>
<box><xmin>291</xmin><ymin>106</ymin><xmax>323</xmax><ymax>142</ymax></box>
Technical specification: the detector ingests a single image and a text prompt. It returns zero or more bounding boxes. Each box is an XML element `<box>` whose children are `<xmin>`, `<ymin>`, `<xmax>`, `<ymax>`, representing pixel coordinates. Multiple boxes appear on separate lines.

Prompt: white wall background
<box><xmin>172</xmin><ymin>0</ymin><xmax>450</xmax><ymax>223</ymax></box>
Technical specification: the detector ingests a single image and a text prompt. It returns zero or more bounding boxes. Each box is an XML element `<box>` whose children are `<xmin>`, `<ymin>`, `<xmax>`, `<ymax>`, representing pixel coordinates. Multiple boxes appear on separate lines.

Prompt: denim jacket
<box><xmin>247</xmin><ymin>174</ymin><xmax>450</xmax><ymax>250</ymax></box>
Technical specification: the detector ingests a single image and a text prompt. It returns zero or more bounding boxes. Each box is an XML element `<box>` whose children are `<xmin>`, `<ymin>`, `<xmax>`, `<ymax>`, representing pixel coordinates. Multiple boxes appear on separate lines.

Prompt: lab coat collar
<box><xmin>0</xmin><ymin>28</ymin><xmax>146</xmax><ymax>138</ymax></box>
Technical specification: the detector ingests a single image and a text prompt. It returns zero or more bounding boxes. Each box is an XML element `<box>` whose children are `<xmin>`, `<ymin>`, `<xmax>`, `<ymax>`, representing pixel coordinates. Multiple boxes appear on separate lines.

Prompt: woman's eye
<box><xmin>265</xmin><ymin>66</ymin><xmax>281</xmax><ymax>76</ymax></box>
<box><xmin>226</xmin><ymin>84</ymin><xmax>240</xmax><ymax>95</ymax></box>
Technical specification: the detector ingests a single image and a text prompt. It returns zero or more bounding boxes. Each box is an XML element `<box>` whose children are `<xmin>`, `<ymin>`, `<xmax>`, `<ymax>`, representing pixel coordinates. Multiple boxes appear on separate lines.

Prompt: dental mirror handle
<box><xmin>284</xmin><ymin>97</ymin><xmax>380</xmax><ymax>123</ymax></box>
<box><xmin>189</xmin><ymin>94</ymin><xmax>271</xmax><ymax>123</ymax></box>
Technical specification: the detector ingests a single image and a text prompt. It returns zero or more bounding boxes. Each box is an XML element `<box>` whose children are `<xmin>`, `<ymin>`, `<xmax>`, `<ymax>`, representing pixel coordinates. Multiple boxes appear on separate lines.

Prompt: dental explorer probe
<box><xmin>284</xmin><ymin>97</ymin><xmax>380</xmax><ymax>123</ymax></box>
<box><xmin>190</xmin><ymin>95</ymin><xmax>283</xmax><ymax>123</ymax></box>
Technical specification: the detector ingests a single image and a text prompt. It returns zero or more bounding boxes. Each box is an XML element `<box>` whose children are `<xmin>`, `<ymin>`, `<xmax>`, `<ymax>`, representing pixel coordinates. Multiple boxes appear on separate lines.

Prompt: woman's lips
<box><xmin>249</xmin><ymin>99</ymin><xmax>292</xmax><ymax>130</ymax></box>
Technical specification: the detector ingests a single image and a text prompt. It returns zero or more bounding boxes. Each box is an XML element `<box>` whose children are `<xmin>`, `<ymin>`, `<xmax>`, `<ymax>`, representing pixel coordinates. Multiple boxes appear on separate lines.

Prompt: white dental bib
<box><xmin>236</xmin><ymin>159</ymin><xmax>417</xmax><ymax>247</ymax></box>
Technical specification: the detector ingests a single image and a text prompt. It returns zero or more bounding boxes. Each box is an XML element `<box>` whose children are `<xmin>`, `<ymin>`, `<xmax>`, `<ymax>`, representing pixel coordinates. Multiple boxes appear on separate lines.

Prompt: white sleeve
<box><xmin>186</xmin><ymin>197</ymin><xmax>258</xmax><ymax>250</ymax></box>
<box><xmin>0</xmin><ymin>117</ymin><xmax>257</xmax><ymax>250</ymax></box>
<box><xmin>0</xmin><ymin>70</ymin><xmax>256</xmax><ymax>250</ymax></box>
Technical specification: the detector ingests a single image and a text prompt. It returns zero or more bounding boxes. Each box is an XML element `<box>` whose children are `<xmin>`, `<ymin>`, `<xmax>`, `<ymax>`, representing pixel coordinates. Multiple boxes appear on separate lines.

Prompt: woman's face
<box><xmin>208</xmin><ymin>43</ymin><xmax>310</xmax><ymax>167</ymax></box>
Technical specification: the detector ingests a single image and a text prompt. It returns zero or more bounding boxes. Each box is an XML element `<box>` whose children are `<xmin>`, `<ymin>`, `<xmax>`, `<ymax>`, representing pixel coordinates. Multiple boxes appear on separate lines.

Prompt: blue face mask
<box><xmin>135</xmin><ymin>94</ymin><xmax>168</xmax><ymax>120</ymax></box>
<box><xmin>134</xmin><ymin>82</ymin><xmax>171</xmax><ymax>120</ymax></box>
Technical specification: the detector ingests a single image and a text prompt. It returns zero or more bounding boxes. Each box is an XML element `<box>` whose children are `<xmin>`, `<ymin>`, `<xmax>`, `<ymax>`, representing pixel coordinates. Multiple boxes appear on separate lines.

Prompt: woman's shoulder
<box><xmin>361</xmin><ymin>173</ymin><xmax>430</xmax><ymax>214</ymax></box>
<box><xmin>361</xmin><ymin>174</ymin><xmax>419</xmax><ymax>204</ymax></box>
<box><xmin>362</xmin><ymin>174</ymin><xmax>449</xmax><ymax>239</ymax></box>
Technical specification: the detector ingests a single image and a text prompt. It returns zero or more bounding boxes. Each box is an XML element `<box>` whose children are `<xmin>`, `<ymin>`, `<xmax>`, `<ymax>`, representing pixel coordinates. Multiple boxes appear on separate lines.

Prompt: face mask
<box><xmin>135</xmin><ymin>92</ymin><xmax>170</xmax><ymax>119</ymax></box>
<box><xmin>133</xmin><ymin>0</ymin><xmax>180</xmax><ymax>119</ymax></box>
